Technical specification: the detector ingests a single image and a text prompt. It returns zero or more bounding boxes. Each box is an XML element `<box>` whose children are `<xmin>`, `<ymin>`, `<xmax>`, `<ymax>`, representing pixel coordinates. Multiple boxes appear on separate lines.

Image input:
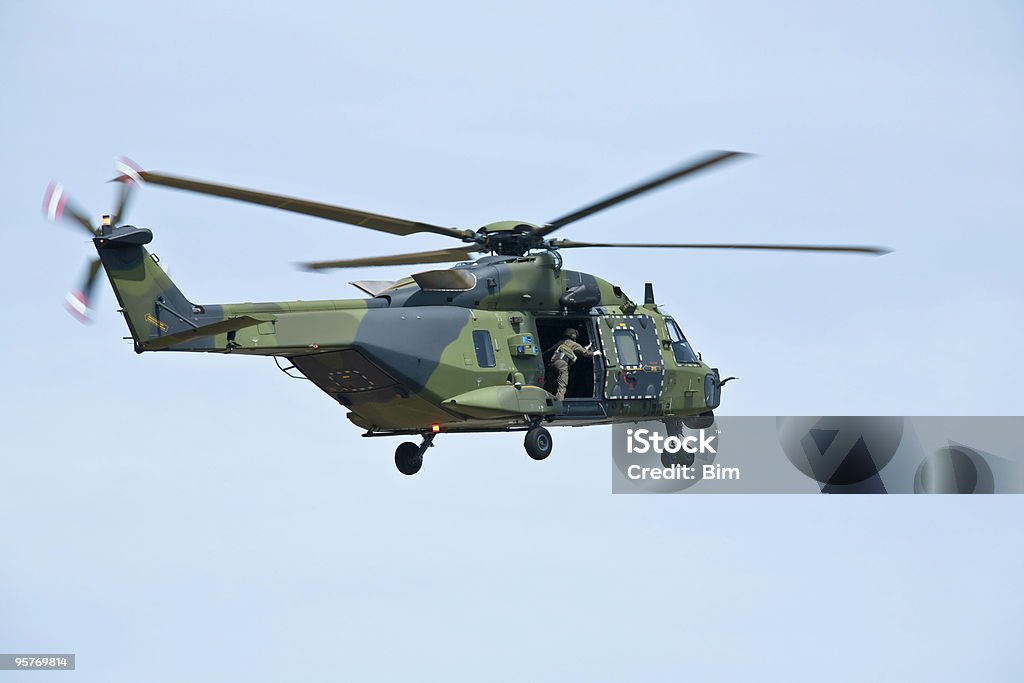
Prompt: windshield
<box><xmin>666</xmin><ymin>318</ymin><xmax>699</xmax><ymax>364</ymax></box>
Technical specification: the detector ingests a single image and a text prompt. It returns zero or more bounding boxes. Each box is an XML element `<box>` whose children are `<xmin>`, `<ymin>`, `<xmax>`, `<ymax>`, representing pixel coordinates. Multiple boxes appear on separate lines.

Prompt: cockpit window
<box><xmin>666</xmin><ymin>319</ymin><xmax>683</xmax><ymax>343</ymax></box>
<box><xmin>666</xmin><ymin>318</ymin><xmax>699</xmax><ymax>364</ymax></box>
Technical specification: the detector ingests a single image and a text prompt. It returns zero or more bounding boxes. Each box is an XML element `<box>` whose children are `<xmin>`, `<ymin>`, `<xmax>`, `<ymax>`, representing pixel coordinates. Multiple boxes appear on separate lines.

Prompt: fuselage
<box><xmin>97</xmin><ymin>229</ymin><xmax>720</xmax><ymax>434</ymax></box>
<box><xmin>213</xmin><ymin>252</ymin><xmax>720</xmax><ymax>432</ymax></box>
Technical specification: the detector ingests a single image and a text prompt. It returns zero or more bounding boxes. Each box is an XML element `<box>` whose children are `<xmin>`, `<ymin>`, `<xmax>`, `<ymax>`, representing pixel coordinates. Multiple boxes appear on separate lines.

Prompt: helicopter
<box><xmin>44</xmin><ymin>151</ymin><xmax>888</xmax><ymax>475</ymax></box>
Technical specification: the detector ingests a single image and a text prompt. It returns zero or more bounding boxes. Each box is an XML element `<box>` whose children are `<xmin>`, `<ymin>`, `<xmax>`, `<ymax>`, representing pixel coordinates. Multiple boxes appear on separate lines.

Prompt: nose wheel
<box><xmin>661</xmin><ymin>416</ymin><xmax>698</xmax><ymax>467</ymax></box>
<box><xmin>395</xmin><ymin>432</ymin><xmax>435</xmax><ymax>476</ymax></box>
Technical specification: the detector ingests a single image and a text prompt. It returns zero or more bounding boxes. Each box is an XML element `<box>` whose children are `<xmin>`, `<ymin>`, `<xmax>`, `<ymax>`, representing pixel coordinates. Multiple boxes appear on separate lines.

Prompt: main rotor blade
<box><xmin>42</xmin><ymin>182</ymin><xmax>97</xmax><ymax>236</ymax></box>
<box><xmin>299</xmin><ymin>246</ymin><xmax>482</xmax><ymax>271</ymax></box>
<box><xmin>537</xmin><ymin>151</ymin><xmax>750</xmax><ymax>236</ymax></box>
<box><xmin>134</xmin><ymin>168</ymin><xmax>469</xmax><ymax>240</ymax></box>
<box><xmin>551</xmin><ymin>240</ymin><xmax>891</xmax><ymax>255</ymax></box>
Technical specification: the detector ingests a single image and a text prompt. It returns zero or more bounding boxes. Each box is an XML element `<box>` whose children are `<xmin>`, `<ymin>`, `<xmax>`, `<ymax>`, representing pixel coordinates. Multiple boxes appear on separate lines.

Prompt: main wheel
<box><xmin>661</xmin><ymin>450</ymin><xmax>695</xmax><ymax>468</ymax></box>
<box><xmin>524</xmin><ymin>426</ymin><xmax>553</xmax><ymax>461</ymax></box>
<box><xmin>395</xmin><ymin>441</ymin><xmax>423</xmax><ymax>475</ymax></box>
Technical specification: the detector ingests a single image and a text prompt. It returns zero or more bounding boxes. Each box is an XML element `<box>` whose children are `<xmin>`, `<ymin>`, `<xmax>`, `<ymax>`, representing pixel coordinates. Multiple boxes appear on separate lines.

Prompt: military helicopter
<box><xmin>44</xmin><ymin>152</ymin><xmax>888</xmax><ymax>474</ymax></box>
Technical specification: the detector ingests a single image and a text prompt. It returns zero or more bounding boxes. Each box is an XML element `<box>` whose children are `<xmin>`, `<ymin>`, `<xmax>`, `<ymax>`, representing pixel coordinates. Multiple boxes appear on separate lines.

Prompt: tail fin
<box><xmin>94</xmin><ymin>225</ymin><xmax>196</xmax><ymax>351</ymax></box>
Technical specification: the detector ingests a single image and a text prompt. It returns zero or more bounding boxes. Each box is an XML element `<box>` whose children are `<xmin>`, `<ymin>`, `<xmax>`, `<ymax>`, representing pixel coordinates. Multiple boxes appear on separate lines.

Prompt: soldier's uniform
<box><xmin>547</xmin><ymin>329</ymin><xmax>596</xmax><ymax>401</ymax></box>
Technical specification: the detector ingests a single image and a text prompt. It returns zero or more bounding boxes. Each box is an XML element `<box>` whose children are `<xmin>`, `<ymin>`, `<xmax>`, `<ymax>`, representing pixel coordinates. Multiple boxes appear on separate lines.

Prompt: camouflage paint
<box><xmin>96</xmin><ymin>225</ymin><xmax>720</xmax><ymax>433</ymax></box>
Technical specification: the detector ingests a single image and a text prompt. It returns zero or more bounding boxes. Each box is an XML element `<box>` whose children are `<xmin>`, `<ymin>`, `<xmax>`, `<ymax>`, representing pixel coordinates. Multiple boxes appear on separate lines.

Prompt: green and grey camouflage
<box><xmin>47</xmin><ymin>151</ymin><xmax>887</xmax><ymax>473</ymax></box>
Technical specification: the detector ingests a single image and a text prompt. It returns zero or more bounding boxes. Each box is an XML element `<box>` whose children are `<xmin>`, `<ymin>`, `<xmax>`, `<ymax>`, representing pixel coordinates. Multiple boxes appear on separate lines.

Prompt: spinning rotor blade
<box><xmin>550</xmin><ymin>240</ymin><xmax>891</xmax><ymax>255</ymax></box>
<box><xmin>64</xmin><ymin>258</ymin><xmax>103</xmax><ymax>323</ymax></box>
<box><xmin>110</xmin><ymin>156</ymin><xmax>144</xmax><ymax>225</ymax></box>
<box><xmin>42</xmin><ymin>182</ymin><xmax>97</xmax><ymax>235</ymax></box>
<box><xmin>135</xmin><ymin>167</ymin><xmax>469</xmax><ymax>240</ymax></box>
<box><xmin>110</xmin><ymin>180</ymin><xmax>132</xmax><ymax>226</ymax></box>
<box><xmin>300</xmin><ymin>246</ymin><xmax>482</xmax><ymax>271</ymax></box>
<box><xmin>537</xmin><ymin>151</ymin><xmax>749</xmax><ymax>236</ymax></box>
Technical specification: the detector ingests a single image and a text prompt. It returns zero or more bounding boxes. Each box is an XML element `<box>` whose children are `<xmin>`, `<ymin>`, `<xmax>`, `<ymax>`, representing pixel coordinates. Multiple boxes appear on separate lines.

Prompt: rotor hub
<box><xmin>476</xmin><ymin>221</ymin><xmax>546</xmax><ymax>256</ymax></box>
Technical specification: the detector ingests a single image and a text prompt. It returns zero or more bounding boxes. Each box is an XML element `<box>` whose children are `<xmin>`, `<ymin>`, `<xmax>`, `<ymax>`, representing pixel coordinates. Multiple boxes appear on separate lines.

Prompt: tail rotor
<box><xmin>43</xmin><ymin>157</ymin><xmax>144</xmax><ymax>323</ymax></box>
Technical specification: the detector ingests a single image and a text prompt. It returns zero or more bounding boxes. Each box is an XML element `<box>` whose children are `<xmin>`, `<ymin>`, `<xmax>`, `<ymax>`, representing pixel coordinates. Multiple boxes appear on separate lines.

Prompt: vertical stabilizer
<box><xmin>94</xmin><ymin>225</ymin><xmax>195</xmax><ymax>350</ymax></box>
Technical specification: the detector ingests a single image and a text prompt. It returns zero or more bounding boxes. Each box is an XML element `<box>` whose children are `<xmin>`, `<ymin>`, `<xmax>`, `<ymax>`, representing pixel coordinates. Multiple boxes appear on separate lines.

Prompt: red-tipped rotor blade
<box><xmin>64</xmin><ymin>258</ymin><xmax>102</xmax><ymax>323</ymax></box>
<box><xmin>110</xmin><ymin>156</ymin><xmax>144</xmax><ymax>225</ymax></box>
<box><xmin>43</xmin><ymin>182</ymin><xmax>97</xmax><ymax>236</ymax></box>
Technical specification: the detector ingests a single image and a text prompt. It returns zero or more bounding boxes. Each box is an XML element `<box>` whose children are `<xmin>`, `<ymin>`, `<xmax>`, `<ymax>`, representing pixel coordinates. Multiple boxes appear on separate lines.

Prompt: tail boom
<box><xmin>95</xmin><ymin>224</ymin><xmax>376</xmax><ymax>354</ymax></box>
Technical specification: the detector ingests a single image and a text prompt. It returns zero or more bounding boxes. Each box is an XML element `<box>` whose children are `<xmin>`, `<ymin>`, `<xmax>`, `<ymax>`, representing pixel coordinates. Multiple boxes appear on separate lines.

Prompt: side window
<box><xmin>666</xmin><ymin>318</ymin><xmax>698</xmax><ymax>364</ymax></box>
<box><xmin>473</xmin><ymin>330</ymin><xmax>495</xmax><ymax>368</ymax></box>
<box><xmin>613</xmin><ymin>329</ymin><xmax>641</xmax><ymax>366</ymax></box>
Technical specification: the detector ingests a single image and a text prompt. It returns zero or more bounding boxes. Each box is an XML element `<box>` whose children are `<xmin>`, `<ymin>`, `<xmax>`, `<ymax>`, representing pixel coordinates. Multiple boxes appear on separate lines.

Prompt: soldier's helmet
<box><xmin>562</xmin><ymin>328</ymin><xmax>578</xmax><ymax>340</ymax></box>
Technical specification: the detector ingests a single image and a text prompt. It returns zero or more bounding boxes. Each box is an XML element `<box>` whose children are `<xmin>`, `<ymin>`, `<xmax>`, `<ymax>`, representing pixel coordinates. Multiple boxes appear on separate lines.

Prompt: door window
<box><xmin>473</xmin><ymin>330</ymin><xmax>495</xmax><ymax>367</ymax></box>
<box><xmin>613</xmin><ymin>328</ymin><xmax>641</xmax><ymax>367</ymax></box>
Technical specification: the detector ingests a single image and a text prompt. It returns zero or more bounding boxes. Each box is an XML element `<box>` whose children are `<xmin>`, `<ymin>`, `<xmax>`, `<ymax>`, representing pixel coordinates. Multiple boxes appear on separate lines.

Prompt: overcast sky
<box><xmin>1</xmin><ymin>2</ymin><xmax>1022</xmax><ymax>681</ymax></box>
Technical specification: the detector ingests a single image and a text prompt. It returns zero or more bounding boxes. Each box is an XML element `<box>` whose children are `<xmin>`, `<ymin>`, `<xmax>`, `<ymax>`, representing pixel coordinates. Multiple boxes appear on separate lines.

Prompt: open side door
<box><xmin>597</xmin><ymin>315</ymin><xmax>664</xmax><ymax>399</ymax></box>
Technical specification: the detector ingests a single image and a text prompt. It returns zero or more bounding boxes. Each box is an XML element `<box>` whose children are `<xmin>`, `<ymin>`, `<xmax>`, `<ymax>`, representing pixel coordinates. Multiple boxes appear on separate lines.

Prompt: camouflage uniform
<box><xmin>548</xmin><ymin>335</ymin><xmax>595</xmax><ymax>401</ymax></box>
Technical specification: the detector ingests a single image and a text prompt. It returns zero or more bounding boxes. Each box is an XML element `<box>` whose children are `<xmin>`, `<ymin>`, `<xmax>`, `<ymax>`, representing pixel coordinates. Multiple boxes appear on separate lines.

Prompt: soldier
<box><xmin>547</xmin><ymin>327</ymin><xmax>601</xmax><ymax>401</ymax></box>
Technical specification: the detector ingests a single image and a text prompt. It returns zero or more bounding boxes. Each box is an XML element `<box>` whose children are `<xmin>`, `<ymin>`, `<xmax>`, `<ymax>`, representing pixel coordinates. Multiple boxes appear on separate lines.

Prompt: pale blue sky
<box><xmin>1</xmin><ymin>2</ymin><xmax>1022</xmax><ymax>681</ymax></box>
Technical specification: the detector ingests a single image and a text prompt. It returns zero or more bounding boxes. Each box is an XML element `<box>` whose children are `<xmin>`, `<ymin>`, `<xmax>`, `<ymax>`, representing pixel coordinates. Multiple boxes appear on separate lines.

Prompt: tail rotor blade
<box><xmin>110</xmin><ymin>178</ymin><xmax>134</xmax><ymax>227</ymax></box>
<box><xmin>64</xmin><ymin>258</ymin><xmax>102</xmax><ymax>323</ymax></box>
<box><xmin>43</xmin><ymin>182</ymin><xmax>97</xmax><ymax>236</ymax></box>
<box><xmin>110</xmin><ymin>156</ymin><xmax>144</xmax><ymax>225</ymax></box>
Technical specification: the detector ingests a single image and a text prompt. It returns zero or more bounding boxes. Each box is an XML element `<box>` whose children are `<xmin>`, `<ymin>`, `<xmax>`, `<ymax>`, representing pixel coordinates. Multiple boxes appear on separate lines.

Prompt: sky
<box><xmin>1</xmin><ymin>1</ymin><xmax>1022</xmax><ymax>680</ymax></box>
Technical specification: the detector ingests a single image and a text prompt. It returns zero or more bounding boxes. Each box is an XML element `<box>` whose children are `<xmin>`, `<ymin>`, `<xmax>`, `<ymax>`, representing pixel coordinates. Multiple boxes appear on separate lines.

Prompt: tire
<box><xmin>395</xmin><ymin>441</ymin><xmax>423</xmax><ymax>475</ymax></box>
<box><xmin>524</xmin><ymin>426</ymin><xmax>553</xmax><ymax>461</ymax></box>
<box><xmin>661</xmin><ymin>450</ymin><xmax>695</xmax><ymax>468</ymax></box>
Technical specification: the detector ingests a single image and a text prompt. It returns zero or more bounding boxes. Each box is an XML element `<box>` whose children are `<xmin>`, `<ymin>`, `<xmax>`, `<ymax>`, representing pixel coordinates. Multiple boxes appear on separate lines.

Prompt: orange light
<box><xmin>431</xmin><ymin>423</ymin><xmax>441</xmax><ymax>433</ymax></box>
<box><xmin>102</xmin><ymin>214</ymin><xmax>111</xmax><ymax>226</ymax></box>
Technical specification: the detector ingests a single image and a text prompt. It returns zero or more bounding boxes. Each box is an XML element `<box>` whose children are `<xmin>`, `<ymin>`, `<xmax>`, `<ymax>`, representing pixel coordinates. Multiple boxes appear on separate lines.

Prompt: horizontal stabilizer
<box><xmin>140</xmin><ymin>315</ymin><xmax>268</xmax><ymax>351</ymax></box>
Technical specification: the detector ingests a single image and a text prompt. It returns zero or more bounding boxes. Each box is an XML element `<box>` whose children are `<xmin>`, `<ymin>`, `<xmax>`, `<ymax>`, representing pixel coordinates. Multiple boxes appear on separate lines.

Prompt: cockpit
<box><xmin>665</xmin><ymin>317</ymin><xmax>699</xmax><ymax>364</ymax></box>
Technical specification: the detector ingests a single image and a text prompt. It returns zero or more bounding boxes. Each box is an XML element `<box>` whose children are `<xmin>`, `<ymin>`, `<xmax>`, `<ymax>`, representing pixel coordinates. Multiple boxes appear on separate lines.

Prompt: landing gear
<box><xmin>661</xmin><ymin>415</ymin><xmax>702</xmax><ymax>468</ymax></box>
<box><xmin>524</xmin><ymin>426</ymin><xmax>553</xmax><ymax>461</ymax></box>
<box><xmin>395</xmin><ymin>442</ymin><xmax>422</xmax><ymax>475</ymax></box>
<box><xmin>392</xmin><ymin>425</ymin><xmax>555</xmax><ymax>472</ymax></box>
<box><xmin>661</xmin><ymin>449</ymin><xmax>695</xmax><ymax>468</ymax></box>
<box><xmin>394</xmin><ymin>432</ymin><xmax>435</xmax><ymax>476</ymax></box>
